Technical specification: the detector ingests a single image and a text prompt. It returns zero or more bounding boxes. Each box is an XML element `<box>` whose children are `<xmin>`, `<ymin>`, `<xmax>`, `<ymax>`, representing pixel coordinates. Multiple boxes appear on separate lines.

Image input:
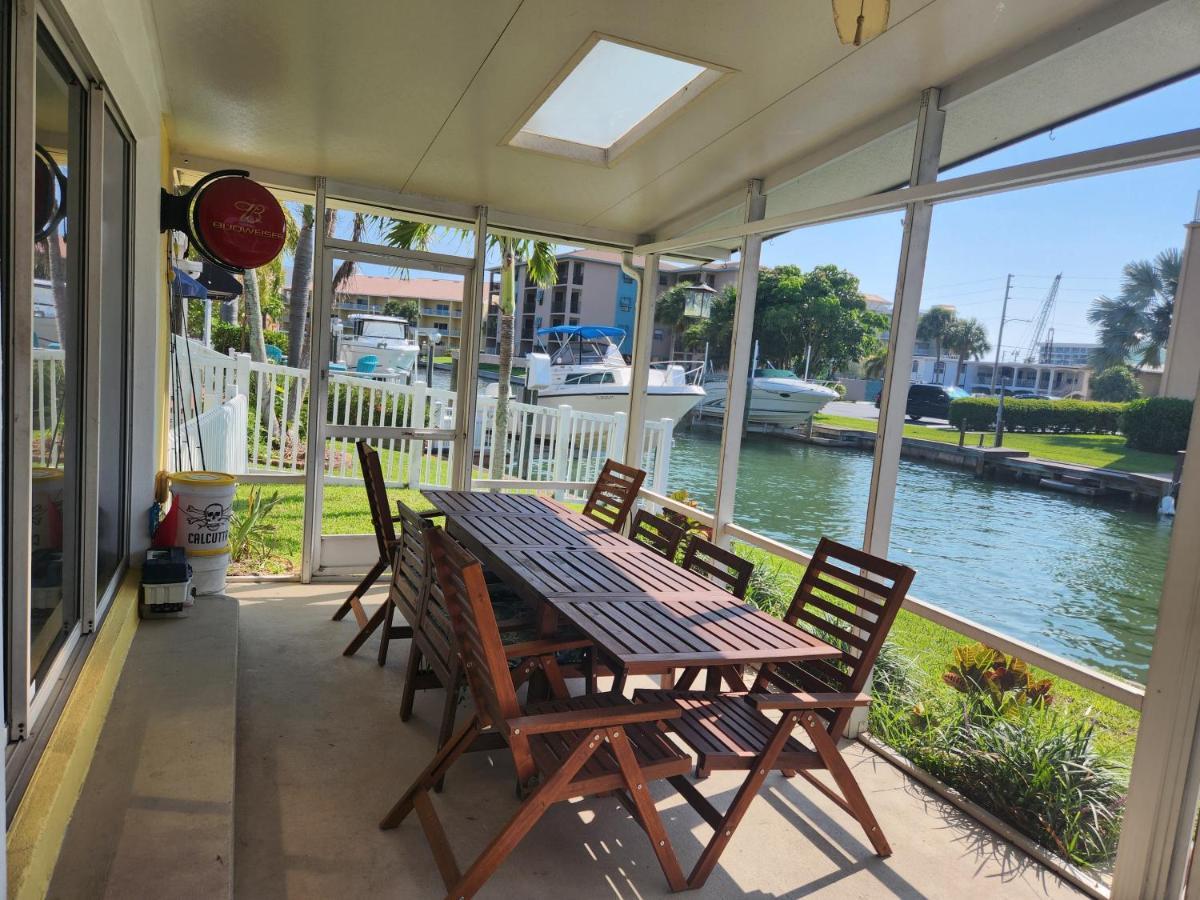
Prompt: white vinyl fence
<box><xmin>168</xmin><ymin>336</ymin><xmax>674</xmax><ymax>495</ymax></box>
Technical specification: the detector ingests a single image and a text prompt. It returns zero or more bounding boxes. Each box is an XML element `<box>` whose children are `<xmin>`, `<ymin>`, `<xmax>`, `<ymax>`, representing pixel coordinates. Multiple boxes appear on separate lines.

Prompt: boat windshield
<box><xmin>359</xmin><ymin>320</ymin><xmax>406</xmax><ymax>340</ymax></box>
<box><xmin>549</xmin><ymin>337</ymin><xmax>624</xmax><ymax>367</ymax></box>
<box><xmin>754</xmin><ymin>368</ymin><xmax>797</xmax><ymax>379</ymax></box>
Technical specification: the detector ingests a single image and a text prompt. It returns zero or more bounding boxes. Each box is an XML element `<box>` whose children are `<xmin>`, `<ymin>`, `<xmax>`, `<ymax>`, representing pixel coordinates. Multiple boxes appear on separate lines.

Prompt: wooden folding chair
<box><xmin>671</xmin><ymin>535</ymin><xmax>755</xmax><ymax>691</ymax></box>
<box><xmin>581</xmin><ymin>458</ymin><xmax>646</xmax><ymax>532</ymax></box>
<box><xmin>629</xmin><ymin>509</ymin><xmax>686</xmax><ymax>561</ymax></box>
<box><xmin>382</xmin><ymin>528</ymin><xmax>691</xmax><ymax>897</ymax></box>
<box><xmin>332</xmin><ymin>441</ymin><xmax>401</xmax><ymax>629</ymax></box>
<box><xmin>344</xmin><ymin>501</ymin><xmax>435</xmax><ymax>663</ymax></box>
<box><xmin>636</xmin><ymin>537</ymin><xmax>916</xmax><ymax>889</ymax></box>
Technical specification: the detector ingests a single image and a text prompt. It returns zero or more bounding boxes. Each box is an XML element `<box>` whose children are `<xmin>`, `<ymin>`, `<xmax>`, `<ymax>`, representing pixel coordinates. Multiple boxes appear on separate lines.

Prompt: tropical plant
<box><xmin>659</xmin><ymin>489</ymin><xmax>712</xmax><ymax>549</ymax></box>
<box><xmin>1087</xmin><ymin>248</ymin><xmax>1180</xmax><ymax>369</ymax></box>
<box><xmin>942</xmin><ymin>643</ymin><xmax>1054</xmax><ymax>716</ymax></box>
<box><xmin>916</xmin><ymin>306</ymin><xmax>956</xmax><ymax>363</ymax></box>
<box><xmin>942</xmin><ymin>317</ymin><xmax>990</xmax><ymax>386</ymax></box>
<box><xmin>229</xmin><ymin>486</ymin><xmax>283</xmax><ymax>565</ymax></box>
<box><xmin>862</xmin><ymin>348</ymin><xmax>887</xmax><ymax>380</ymax></box>
<box><xmin>383</xmin><ymin>298</ymin><xmax>420</xmax><ymax>321</ymax></box>
<box><xmin>654</xmin><ymin>281</ymin><xmax>697</xmax><ymax>360</ymax></box>
<box><xmin>381</xmin><ymin>221</ymin><xmax>556</xmax><ymax>477</ymax></box>
<box><xmin>1090</xmin><ymin>365</ymin><xmax>1143</xmax><ymax>402</ymax></box>
<box><xmin>286</xmin><ymin>203</ymin><xmax>317</xmax><ymax>368</ymax></box>
<box><xmin>243</xmin><ymin>206</ymin><xmax>299</xmax><ymax>363</ymax></box>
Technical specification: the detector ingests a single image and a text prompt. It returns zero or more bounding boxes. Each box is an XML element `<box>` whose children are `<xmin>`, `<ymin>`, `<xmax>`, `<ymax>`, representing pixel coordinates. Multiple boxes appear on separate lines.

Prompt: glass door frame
<box><xmin>299</xmin><ymin>181</ymin><xmax>486</xmax><ymax>580</ymax></box>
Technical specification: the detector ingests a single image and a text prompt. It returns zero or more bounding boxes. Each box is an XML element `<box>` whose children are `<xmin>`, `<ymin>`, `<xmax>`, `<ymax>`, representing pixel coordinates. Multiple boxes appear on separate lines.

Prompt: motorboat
<box><xmin>511</xmin><ymin>325</ymin><xmax>706</xmax><ymax>426</ymax></box>
<box><xmin>335</xmin><ymin>314</ymin><xmax>420</xmax><ymax>375</ymax></box>
<box><xmin>698</xmin><ymin>367</ymin><xmax>838</xmax><ymax>428</ymax></box>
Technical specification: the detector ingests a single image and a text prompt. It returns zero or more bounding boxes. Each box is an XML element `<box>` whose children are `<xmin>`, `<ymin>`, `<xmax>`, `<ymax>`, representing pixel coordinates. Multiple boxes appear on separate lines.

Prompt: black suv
<box><xmin>875</xmin><ymin>384</ymin><xmax>969</xmax><ymax>422</ymax></box>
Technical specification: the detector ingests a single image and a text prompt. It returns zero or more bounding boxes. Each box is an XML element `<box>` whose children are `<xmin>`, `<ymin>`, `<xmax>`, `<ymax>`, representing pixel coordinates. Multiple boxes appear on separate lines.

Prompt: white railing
<box><xmin>32</xmin><ymin>348</ymin><xmax>65</xmax><ymax>467</ymax></box>
<box><xmin>168</xmin><ymin>337</ymin><xmax>674</xmax><ymax>494</ymax></box>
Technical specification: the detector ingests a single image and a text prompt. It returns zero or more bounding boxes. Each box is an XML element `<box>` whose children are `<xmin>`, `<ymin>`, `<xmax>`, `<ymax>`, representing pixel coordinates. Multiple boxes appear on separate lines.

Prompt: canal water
<box><xmin>665</xmin><ymin>428</ymin><xmax>1171</xmax><ymax>682</ymax></box>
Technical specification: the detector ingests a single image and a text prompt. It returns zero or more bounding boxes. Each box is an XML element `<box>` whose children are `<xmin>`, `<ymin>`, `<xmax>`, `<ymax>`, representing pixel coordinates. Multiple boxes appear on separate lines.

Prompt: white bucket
<box><xmin>188</xmin><ymin>551</ymin><xmax>230</xmax><ymax>595</ymax></box>
<box><xmin>171</xmin><ymin>471</ymin><xmax>236</xmax><ymax>594</ymax></box>
<box><xmin>171</xmin><ymin>471</ymin><xmax>236</xmax><ymax>554</ymax></box>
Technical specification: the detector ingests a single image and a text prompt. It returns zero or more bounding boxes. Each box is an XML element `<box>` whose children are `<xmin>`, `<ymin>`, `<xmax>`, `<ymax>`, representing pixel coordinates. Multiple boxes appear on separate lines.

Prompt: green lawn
<box><xmin>813</xmin><ymin>412</ymin><xmax>1176</xmax><ymax>475</ymax></box>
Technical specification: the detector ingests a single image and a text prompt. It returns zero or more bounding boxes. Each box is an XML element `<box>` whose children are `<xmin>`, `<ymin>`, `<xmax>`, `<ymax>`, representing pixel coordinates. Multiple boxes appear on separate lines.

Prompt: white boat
<box><xmin>698</xmin><ymin>367</ymin><xmax>838</xmax><ymax>427</ymax></box>
<box><xmin>337</xmin><ymin>314</ymin><xmax>420</xmax><ymax>375</ymax></box>
<box><xmin>515</xmin><ymin>325</ymin><xmax>706</xmax><ymax>426</ymax></box>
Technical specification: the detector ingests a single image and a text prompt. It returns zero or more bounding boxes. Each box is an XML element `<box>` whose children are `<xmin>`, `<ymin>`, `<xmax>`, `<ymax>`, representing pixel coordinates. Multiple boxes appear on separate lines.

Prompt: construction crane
<box><xmin>1023</xmin><ymin>273</ymin><xmax>1062</xmax><ymax>363</ymax></box>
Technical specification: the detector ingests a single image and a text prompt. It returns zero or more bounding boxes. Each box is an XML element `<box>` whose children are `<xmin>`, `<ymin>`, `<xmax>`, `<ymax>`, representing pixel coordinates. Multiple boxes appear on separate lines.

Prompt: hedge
<box><xmin>1122</xmin><ymin>397</ymin><xmax>1193</xmax><ymax>453</ymax></box>
<box><xmin>949</xmin><ymin>397</ymin><xmax>1125</xmax><ymax>434</ymax></box>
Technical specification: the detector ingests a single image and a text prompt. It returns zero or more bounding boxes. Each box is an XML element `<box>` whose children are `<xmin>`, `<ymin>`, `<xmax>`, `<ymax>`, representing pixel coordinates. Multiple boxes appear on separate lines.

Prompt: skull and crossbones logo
<box><xmin>186</xmin><ymin>502</ymin><xmax>229</xmax><ymax>531</ymax></box>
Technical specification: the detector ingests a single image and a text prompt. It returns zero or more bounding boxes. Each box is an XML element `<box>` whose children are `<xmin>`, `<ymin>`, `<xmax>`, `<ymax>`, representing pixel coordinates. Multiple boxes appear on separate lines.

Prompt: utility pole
<box><xmin>990</xmin><ymin>273</ymin><xmax>1014</xmax><ymax>447</ymax></box>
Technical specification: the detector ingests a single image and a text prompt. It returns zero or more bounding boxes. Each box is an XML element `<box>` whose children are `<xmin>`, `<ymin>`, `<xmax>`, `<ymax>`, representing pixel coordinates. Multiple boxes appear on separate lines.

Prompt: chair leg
<box><xmin>381</xmin><ymin>716</ymin><xmax>482</xmax><ymax>829</ymax></box>
<box><xmin>447</xmin><ymin>726</ymin><xmax>608</xmax><ymax>899</ymax></box>
<box><xmin>331</xmin><ymin>558</ymin><xmax>387</xmax><ymax>625</ymax></box>
<box><xmin>399</xmin><ymin>643</ymin><xmax>424</xmax><ymax>723</ymax></box>
<box><xmin>377</xmin><ymin>595</ymin><xmax>398</xmax><ymax>666</ymax></box>
<box><xmin>674</xmin><ymin>668</ymin><xmax>700</xmax><ymax>691</ymax></box>
<box><xmin>609</xmin><ymin>727</ymin><xmax>687</xmax><ymax>892</ymax></box>
<box><xmin>343</xmin><ymin>598</ymin><xmax>389</xmax><ymax>657</ymax></box>
<box><xmin>433</xmin><ymin>676</ymin><xmax>461</xmax><ymax>793</ymax></box>
<box><xmin>659</xmin><ymin>670</ymin><xmax>675</xmax><ymax>690</ymax></box>
<box><xmin>703</xmin><ymin>667</ymin><xmax>722</xmax><ymax>692</ymax></box>
<box><xmin>688</xmin><ymin>713</ymin><xmax>800</xmax><ymax>889</ymax></box>
<box><xmin>800</xmin><ymin>714</ymin><xmax>892</xmax><ymax>857</ymax></box>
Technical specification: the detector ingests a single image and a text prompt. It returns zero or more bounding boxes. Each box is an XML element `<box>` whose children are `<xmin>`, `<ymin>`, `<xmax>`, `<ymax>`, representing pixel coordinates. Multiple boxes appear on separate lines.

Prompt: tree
<box><xmin>383</xmin><ymin>298</ymin><xmax>419</xmax><ymax>321</ymax></box>
<box><xmin>654</xmin><ymin>281</ymin><xmax>696</xmax><ymax>360</ymax></box>
<box><xmin>285</xmin><ymin>204</ymin><xmax>316</xmax><ymax>368</ymax></box>
<box><xmin>1091</xmin><ymin>365</ymin><xmax>1143</xmax><ymax>402</ymax></box>
<box><xmin>381</xmin><ymin>221</ymin><xmax>556</xmax><ymax>478</ymax></box>
<box><xmin>243</xmin><ymin>206</ymin><xmax>299</xmax><ymax>362</ymax></box>
<box><xmin>862</xmin><ymin>349</ymin><xmax>887</xmax><ymax>380</ymax></box>
<box><xmin>692</xmin><ymin>265</ymin><xmax>886</xmax><ymax>376</ymax></box>
<box><xmin>1088</xmin><ymin>248</ymin><xmax>1180</xmax><ymax>369</ymax></box>
<box><xmin>916</xmin><ymin>306</ymin><xmax>956</xmax><ymax>363</ymax></box>
<box><xmin>943</xmin><ymin>317</ymin><xmax>991</xmax><ymax>386</ymax></box>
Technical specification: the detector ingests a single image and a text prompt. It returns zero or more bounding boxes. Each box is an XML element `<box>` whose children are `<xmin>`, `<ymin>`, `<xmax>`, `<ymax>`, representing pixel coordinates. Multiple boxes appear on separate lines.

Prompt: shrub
<box><xmin>229</xmin><ymin>486</ymin><xmax>283</xmax><ymax>564</ymax></box>
<box><xmin>949</xmin><ymin>397</ymin><xmax>1125</xmax><ymax>434</ymax></box>
<box><xmin>831</xmin><ymin>381</ymin><xmax>847</xmax><ymax>399</ymax></box>
<box><xmin>1091</xmin><ymin>365</ymin><xmax>1142</xmax><ymax>402</ymax></box>
<box><xmin>867</xmin><ymin>643</ymin><xmax>1126</xmax><ymax>866</ymax></box>
<box><xmin>941</xmin><ymin>643</ymin><xmax>1053</xmax><ymax>717</ymax></box>
<box><xmin>1121</xmin><ymin>397</ymin><xmax>1193</xmax><ymax>453</ymax></box>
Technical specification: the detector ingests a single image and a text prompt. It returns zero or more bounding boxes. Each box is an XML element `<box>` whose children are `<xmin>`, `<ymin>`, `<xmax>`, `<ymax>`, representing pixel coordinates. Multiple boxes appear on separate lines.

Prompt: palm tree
<box><xmin>943</xmin><ymin>317</ymin><xmax>991</xmax><ymax>386</ymax></box>
<box><xmin>381</xmin><ymin>220</ymin><xmax>556</xmax><ymax>478</ymax></box>
<box><xmin>862</xmin><ymin>349</ymin><xmax>887</xmax><ymax>380</ymax></box>
<box><xmin>1087</xmin><ymin>248</ymin><xmax>1180</xmax><ymax>369</ymax></box>
<box><xmin>243</xmin><ymin>206</ymin><xmax>299</xmax><ymax>363</ymax></box>
<box><xmin>916</xmin><ymin>306</ymin><xmax>956</xmax><ymax>363</ymax></box>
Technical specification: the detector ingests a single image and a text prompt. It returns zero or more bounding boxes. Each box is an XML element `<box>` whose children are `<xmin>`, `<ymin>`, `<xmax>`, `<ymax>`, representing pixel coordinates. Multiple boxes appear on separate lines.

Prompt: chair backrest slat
<box><xmin>680</xmin><ymin>535</ymin><xmax>753</xmax><ymax>599</ymax></box>
<box><xmin>391</xmin><ymin>502</ymin><xmax>434</xmax><ymax>626</ymax></box>
<box><xmin>357</xmin><ymin>441</ymin><xmax>396</xmax><ymax>558</ymax></box>
<box><xmin>754</xmin><ymin>537</ymin><xmax>915</xmax><ymax>739</ymax></box>
<box><xmin>629</xmin><ymin>510</ymin><xmax>686</xmax><ymax>561</ymax></box>
<box><xmin>427</xmin><ymin>529</ymin><xmax>524</xmax><ymax>739</ymax></box>
<box><xmin>582</xmin><ymin>459</ymin><xmax>646</xmax><ymax>532</ymax></box>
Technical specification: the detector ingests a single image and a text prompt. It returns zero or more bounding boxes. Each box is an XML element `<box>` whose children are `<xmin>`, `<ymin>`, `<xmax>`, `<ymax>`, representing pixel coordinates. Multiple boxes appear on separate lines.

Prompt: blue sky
<box><xmin>759</xmin><ymin>72</ymin><xmax>1200</xmax><ymax>356</ymax></box>
<box><xmin>323</xmin><ymin>71</ymin><xmax>1200</xmax><ymax>357</ymax></box>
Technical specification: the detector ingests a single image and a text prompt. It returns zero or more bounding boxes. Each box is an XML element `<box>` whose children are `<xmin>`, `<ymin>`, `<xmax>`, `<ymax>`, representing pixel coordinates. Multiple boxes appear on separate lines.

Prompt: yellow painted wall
<box><xmin>6</xmin><ymin>575</ymin><xmax>142</xmax><ymax>899</ymax></box>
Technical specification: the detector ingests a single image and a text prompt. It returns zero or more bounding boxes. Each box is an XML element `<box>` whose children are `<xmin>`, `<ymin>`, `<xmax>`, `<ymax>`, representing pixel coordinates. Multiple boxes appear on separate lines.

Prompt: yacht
<box><xmin>698</xmin><ymin>367</ymin><xmax>838</xmax><ymax>428</ymax></box>
<box><xmin>513</xmin><ymin>325</ymin><xmax>706</xmax><ymax>426</ymax></box>
<box><xmin>336</xmin><ymin>314</ymin><xmax>420</xmax><ymax>374</ymax></box>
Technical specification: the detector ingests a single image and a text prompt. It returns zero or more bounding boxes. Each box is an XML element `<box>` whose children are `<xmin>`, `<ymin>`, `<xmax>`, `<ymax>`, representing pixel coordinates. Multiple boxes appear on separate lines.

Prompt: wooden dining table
<box><xmin>422</xmin><ymin>490</ymin><xmax>840</xmax><ymax>685</ymax></box>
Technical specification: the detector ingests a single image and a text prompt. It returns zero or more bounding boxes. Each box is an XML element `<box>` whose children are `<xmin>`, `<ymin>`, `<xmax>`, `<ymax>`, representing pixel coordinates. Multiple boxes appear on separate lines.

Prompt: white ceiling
<box><xmin>146</xmin><ymin>0</ymin><xmax>1199</xmax><ymax>243</ymax></box>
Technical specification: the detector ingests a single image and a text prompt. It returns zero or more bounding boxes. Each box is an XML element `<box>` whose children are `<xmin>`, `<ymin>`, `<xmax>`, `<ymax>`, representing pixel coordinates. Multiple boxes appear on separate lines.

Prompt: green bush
<box><xmin>949</xmin><ymin>397</ymin><xmax>1125</xmax><ymax>434</ymax></box>
<box><xmin>1091</xmin><ymin>366</ymin><xmax>1142</xmax><ymax>402</ymax></box>
<box><xmin>868</xmin><ymin>643</ymin><xmax>1126</xmax><ymax>866</ymax></box>
<box><xmin>1121</xmin><ymin>397</ymin><xmax>1193</xmax><ymax>453</ymax></box>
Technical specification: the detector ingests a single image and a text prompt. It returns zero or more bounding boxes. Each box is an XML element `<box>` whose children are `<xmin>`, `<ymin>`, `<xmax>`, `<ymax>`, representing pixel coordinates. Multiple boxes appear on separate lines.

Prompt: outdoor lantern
<box><xmin>832</xmin><ymin>0</ymin><xmax>890</xmax><ymax>46</ymax></box>
<box><xmin>682</xmin><ymin>283</ymin><xmax>718</xmax><ymax>320</ymax></box>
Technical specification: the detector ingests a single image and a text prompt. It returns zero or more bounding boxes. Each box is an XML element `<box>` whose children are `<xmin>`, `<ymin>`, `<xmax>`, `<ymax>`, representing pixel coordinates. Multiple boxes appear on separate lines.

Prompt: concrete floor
<box><xmin>231</xmin><ymin>582</ymin><xmax>1084</xmax><ymax>900</ymax></box>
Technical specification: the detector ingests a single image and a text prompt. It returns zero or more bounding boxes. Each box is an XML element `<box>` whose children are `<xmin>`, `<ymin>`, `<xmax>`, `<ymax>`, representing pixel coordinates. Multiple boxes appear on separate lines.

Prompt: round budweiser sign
<box><xmin>191</xmin><ymin>177</ymin><xmax>286</xmax><ymax>270</ymax></box>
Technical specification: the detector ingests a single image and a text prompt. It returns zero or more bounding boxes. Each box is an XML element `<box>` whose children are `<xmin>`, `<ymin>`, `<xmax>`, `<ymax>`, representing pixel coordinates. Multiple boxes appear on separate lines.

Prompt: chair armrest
<box><xmin>503</xmin><ymin>636</ymin><xmax>592</xmax><ymax>659</ymax></box>
<box><xmin>745</xmin><ymin>692</ymin><xmax>871</xmax><ymax>711</ymax></box>
<box><xmin>418</xmin><ymin>510</ymin><xmax>442</xmax><ymax>519</ymax></box>
<box><xmin>505</xmin><ymin>702</ymin><xmax>681</xmax><ymax>736</ymax></box>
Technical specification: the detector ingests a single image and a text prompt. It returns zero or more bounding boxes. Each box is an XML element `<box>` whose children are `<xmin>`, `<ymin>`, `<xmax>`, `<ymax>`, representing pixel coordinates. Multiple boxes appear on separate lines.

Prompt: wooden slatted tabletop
<box><xmin>422</xmin><ymin>490</ymin><xmax>839</xmax><ymax>675</ymax></box>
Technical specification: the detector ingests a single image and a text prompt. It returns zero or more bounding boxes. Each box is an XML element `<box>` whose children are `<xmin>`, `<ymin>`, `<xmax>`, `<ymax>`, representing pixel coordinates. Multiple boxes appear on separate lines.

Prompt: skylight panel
<box><xmin>508</xmin><ymin>35</ymin><xmax>727</xmax><ymax>166</ymax></box>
